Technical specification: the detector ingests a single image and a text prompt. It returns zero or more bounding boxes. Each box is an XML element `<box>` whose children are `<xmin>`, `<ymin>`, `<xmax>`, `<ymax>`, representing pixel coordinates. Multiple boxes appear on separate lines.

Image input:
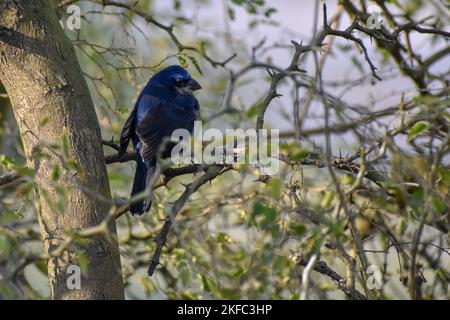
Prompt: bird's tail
<box><xmin>130</xmin><ymin>160</ymin><xmax>154</xmax><ymax>216</ymax></box>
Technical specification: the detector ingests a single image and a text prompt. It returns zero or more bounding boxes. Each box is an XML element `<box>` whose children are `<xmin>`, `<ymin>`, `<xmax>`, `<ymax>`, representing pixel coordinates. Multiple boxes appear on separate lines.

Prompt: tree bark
<box><xmin>0</xmin><ymin>0</ymin><xmax>124</xmax><ymax>299</ymax></box>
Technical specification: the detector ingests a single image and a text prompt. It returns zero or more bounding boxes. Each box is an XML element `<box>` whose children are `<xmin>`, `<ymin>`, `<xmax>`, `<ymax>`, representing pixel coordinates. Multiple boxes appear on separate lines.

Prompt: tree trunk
<box><xmin>0</xmin><ymin>0</ymin><xmax>124</xmax><ymax>299</ymax></box>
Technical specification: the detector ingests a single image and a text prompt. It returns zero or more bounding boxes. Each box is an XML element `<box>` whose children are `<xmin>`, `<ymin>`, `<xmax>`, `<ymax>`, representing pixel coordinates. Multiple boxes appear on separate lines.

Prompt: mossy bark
<box><xmin>0</xmin><ymin>0</ymin><xmax>124</xmax><ymax>299</ymax></box>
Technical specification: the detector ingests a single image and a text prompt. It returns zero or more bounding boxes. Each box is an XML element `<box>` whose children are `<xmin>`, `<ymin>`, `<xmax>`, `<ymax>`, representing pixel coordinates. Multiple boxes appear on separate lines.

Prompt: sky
<box><xmin>148</xmin><ymin>0</ymin><xmax>449</xmax><ymax>156</ymax></box>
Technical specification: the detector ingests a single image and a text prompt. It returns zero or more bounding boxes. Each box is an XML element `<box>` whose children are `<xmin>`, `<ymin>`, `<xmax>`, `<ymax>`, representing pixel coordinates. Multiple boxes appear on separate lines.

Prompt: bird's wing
<box><xmin>135</xmin><ymin>102</ymin><xmax>187</xmax><ymax>162</ymax></box>
<box><xmin>118</xmin><ymin>107</ymin><xmax>137</xmax><ymax>160</ymax></box>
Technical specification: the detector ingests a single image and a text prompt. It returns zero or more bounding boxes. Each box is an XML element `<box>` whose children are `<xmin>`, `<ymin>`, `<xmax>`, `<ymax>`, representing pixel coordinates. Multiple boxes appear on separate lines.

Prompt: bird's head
<box><xmin>150</xmin><ymin>65</ymin><xmax>202</xmax><ymax>94</ymax></box>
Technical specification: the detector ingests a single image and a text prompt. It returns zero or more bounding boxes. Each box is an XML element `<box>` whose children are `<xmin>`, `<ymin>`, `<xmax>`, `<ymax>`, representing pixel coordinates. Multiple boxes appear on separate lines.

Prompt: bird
<box><xmin>118</xmin><ymin>65</ymin><xmax>201</xmax><ymax>215</ymax></box>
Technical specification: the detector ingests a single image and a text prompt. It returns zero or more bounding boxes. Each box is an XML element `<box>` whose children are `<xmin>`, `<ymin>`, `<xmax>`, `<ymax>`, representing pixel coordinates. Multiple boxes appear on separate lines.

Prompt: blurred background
<box><xmin>0</xmin><ymin>0</ymin><xmax>449</xmax><ymax>299</ymax></box>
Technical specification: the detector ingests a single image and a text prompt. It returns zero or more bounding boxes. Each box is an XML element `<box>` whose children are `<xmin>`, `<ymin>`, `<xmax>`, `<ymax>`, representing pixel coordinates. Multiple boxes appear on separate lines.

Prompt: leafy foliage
<box><xmin>0</xmin><ymin>0</ymin><xmax>449</xmax><ymax>300</ymax></box>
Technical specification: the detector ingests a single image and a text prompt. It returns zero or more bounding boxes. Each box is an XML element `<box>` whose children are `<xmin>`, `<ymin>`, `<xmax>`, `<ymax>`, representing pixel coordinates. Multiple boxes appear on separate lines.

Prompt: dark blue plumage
<box><xmin>119</xmin><ymin>65</ymin><xmax>201</xmax><ymax>215</ymax></box>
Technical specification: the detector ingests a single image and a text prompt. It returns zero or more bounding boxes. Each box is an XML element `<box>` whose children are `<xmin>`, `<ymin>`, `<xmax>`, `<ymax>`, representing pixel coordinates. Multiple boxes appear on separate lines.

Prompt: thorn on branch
<box><xmin>291</xmin><ymin>40</ymin><xmax>301</xmax><ymax>48</ymax></box>
<box><xmin>265</xmin><ymin>67</ymin><xmax>275</xmax><ymax>77</ymax></box>
<box><xmin>178</xmin><ymin>181</ymin><xmax>190</xmax><ymax>189</ymax></box>
<box><xmin>323</xmin><ymin>3</ymin><xmax>329</xmax><ymax>28</ymax></box>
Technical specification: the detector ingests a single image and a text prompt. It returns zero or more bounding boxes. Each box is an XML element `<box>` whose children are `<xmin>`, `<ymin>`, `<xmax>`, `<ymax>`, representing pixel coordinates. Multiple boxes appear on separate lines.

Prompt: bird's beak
<box><xmin>186</xmin><ymin>78</ymin><xmax>202</xmax><ymax>91</ymax></box>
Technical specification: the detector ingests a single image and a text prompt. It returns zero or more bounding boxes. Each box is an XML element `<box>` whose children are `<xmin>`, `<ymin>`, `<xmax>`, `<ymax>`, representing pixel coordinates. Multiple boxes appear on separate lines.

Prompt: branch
<box><xmin>0</xmin><ymin>171</ymin><xmax>22</xmax><ymax>186</ymax></box>
<box><xmin>96</xmin><ymin>0</ymin><xmax>236</xmax><ymax>69</ymax></box>
<box><xmin>147</xmin><ymin>165</ymin><xmax>229</xmax><ymax>276</ymax></box>
<box><xmin>255</xmin><ymin>40</ymin><xmax>307</xmax><ymax>131</ymax></box>
<box><xmin>254</xmin><ymin>3</ymin><xmax>384</xmax><ymax>132</ymax></box>
<box><xmin>293</xmin><ymin>253</ymin><xmax>367</xmax><ymax>300</ymax></box>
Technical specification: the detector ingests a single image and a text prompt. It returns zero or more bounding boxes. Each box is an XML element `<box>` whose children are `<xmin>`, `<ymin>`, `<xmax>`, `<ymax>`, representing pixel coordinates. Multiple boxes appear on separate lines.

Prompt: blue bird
<box><xmin>118</xmin><ymin>65</ymin><xmax>201</xmax><ymax>215</ymax></box>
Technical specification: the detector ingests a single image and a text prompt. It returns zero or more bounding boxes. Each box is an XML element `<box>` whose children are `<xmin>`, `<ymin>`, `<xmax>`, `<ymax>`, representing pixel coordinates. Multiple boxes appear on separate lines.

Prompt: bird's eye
<box><xmin>175</xmin><ymin>78</ymin><xmax>186</xmax><ymax>87</ymax></box>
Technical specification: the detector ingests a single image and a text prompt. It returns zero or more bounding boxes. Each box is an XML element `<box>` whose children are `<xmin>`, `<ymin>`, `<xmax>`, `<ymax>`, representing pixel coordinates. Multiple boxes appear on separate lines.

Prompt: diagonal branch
<box><xmin>294</xmin><ymin>254</ymin><xmax>367</xmax><ymax>300</ymax></box>
<box><xmin>147</xmin><ymin>165</ymin><xmax>229</xmax><ymax>276</ymax></box>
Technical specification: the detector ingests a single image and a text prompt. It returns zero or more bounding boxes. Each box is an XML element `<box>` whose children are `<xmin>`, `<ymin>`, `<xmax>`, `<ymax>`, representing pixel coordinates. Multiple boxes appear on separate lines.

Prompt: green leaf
<box><xmin>0</xmin><ymin>234</ymin><xmax>11</xmax><ymax>255</ymax></box>
<box><xmin>328</xmin><ymin>218</ymin><xmax>345</xmax><ymax>238</ymax></box>
<box><xmin>116</xmin><ymin>107</ymin><xmax>129</xmax><ymax>114</ymax></box>
<box><xmin>0</xmin><ymin>154</ymin><xmax>16</xmax><ymax>168</ymax></box>
<box><xmin>177</xmin><ymin>55</ymin><xmax>188</xmax><ymax>68</ymax></box>
<box><xmin>412</xmin><ymin>95</ymin><xmax>440</xmax><ymax>106</ymax></box>
<box><xmin>66</xmin><ymin>160</ymin><xmax>84</xmax><ymax>179</ymax></box>
<box><xmin>320</xmin><ymin>191</ymin><xmax>335</xmax><ymax>209</ymax></box>
<box><xmin>51</xmin><ymin>164</ymin><xmax>60</xmax><ymax>181</ymax></box>
<box><xmin>39</xmin><ymin>117</ymin><xmax>50</xmax><ymax>127</ymax></box>
<box><xmin>61</xmin><ymin>130</ymin><xmax>70</xmax><ymax>157</ymax></box>
<box><xmin>289</xmin><ymin>224</ymin><xmax>306</xmax><ymax>236</ymax></box>
<box><xmin>408</xmin><ymin>121</ymin><xmax>430</xmax><ymax>142</ymax></box>
<box><xmin>181</xmin><ymin>290</ymin><xmax>197</xmax><ymax>300</ymax></box>
<box><xmin>227</xmin><ymin>6</ymin><xmax>235</xmax><ymax>20</ymax></box>
<box><xmin>55</xmin><ymin>186</ymin><xmax>68</xmax><ymax>212</ymax></box>
<box><xmin>66</xmin><ymin>160</ymin><xmax>81</xmax><ymax>172</ymax></box>
<box><xmin>438</xmin><ymin>168</ymin><xmax>450</xmax><ymax>187</ymax></box>
<box><xmin>431</xmin><ymin>195</ymin><xmax>446</xmax><ymax>215</ymax></box>
<box><xmin>187</xmin><ymin>55</ymin><xmax>202</xmax><ymax>75</ymax></box>
<box><xmin>245</xmin><ymin>101</ymin><xmax>264</xmax><ymax>118</ymax></box>
<box><xmin>246</xmin><ymin>3</ymin><xmax>257</xmax><ymax>14</ymax></box>
<box><xmin>264</xmin><ymin>8</ymin><xmax>277</xmax><ymax>17</ymax></box>
<box><xmin>272</xmin><ymin>255</ymin><xmax>288</xmax><ymax>270</ymax></box>
<box><xmin>0</xmin><ymin>211</ymin><xmax>17</xmax><ymax>224</ymax></box>
<box><xmin>341</xmin><ymin>174</ymin><xmax>355</xmax><ymax>185</ymax></box>
<box><xmin>200</xmin><ymin>41</ymin><xmax>208</xmax><ymax>55</ymax></box>
<box><xmin>231</xmin><ymin>266</ymin><xmax>245</xmax><ymax>277</ymax></box>
<box><xmin>17</xmin><ymin>167</ymin><xmax>34</xmax><ymax>176</ymax></box>
<box><xmin>35</xmin><ymin>261</ymin><xmax>48</xmax><ymax>274</ymax></box>
<box><xmin>216</xmin><ymin>232</ymin><xmax>233</xmax><ymax>244</ymax></box>
<box><xmin>436</xmin><ymin>268</ymin><xmax>449</xmax><ymax>283</ymax></box>
<box><xmin>199</xmin><ymin>273</ymin><xmax>212</xmax><ymax>292</ymax></box>
<box><xmin>0</xmin><ymin>285</ymin><xmax>15</xmax><ymax>299</ymax></box>
<box><xmin>397</xmin><ymin>217</ymin><xmax>407</xmax><ymax>236</ymax></box>
<box><xmin>252</xmin><ymin>201</ymin><xmax>277</xmax><ymax>228</ymax></box>
<box><xmin>77</xmin><ymin>252</ymin><xmax>89</xmax><ymax>274</ymax></box>
<box><xmin>307</xmin><ymin>232</ymin><xmax>324</xmax><ymax>255</ymax></box>
<box><xmin>267</xmin><ymin>178</ymin><xmax>282</xmax><ymax>199</ymax></box>
<box><xmin>290</xmin><ymin>148</ymin><xmax>309</xmax><ymax>161</ymax></box>
<box><xmin>179</xmin><ymin>269</ymin><xmax>191</xmax><ymax>286</ymax></box>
